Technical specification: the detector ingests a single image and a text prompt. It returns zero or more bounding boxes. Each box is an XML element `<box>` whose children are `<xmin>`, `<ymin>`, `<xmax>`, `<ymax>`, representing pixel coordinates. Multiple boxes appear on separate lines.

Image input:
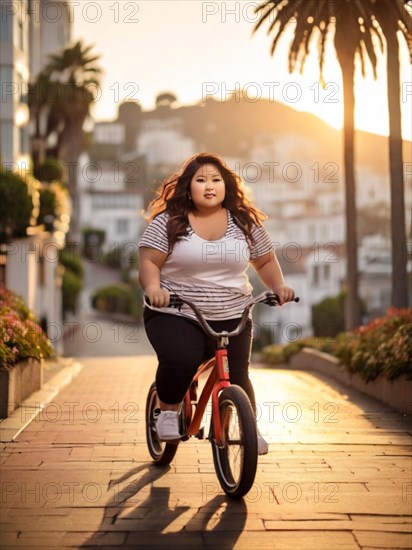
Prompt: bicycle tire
<box><xmin>145</xmin><ymin>382</ymin><xmax>179</xmax><ymax>466</ymax></box>
<box><xmin>210</xmin><ymin>385</ymin><xmax>258</xmax><ymax>498</ymax></box>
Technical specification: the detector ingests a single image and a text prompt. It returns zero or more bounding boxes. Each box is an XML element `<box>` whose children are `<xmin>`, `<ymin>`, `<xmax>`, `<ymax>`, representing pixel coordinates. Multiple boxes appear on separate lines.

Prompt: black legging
<box><xmin>144</xmin><ymin>308</ymin><xmax>255</xmax><ymax>408</ymax></box>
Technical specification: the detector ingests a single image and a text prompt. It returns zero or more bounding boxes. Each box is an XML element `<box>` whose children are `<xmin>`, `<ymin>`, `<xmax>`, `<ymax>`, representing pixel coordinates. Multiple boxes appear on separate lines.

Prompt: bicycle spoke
<box><xmin>211</xmin><ymin>386</ymin><xmax>257</xmax><ymax>497</ymax></box>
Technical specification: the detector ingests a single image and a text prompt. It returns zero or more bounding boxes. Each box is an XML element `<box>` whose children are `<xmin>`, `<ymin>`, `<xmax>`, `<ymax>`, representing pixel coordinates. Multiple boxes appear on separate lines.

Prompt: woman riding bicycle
<box><xmin>138</xmin><ymin>152</ymin><xmax>295</xmax><ymax>454</ymax></box>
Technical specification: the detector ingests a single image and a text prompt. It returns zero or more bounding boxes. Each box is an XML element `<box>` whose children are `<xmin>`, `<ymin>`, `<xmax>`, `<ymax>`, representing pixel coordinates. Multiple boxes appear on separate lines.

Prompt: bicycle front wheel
<box><xmin>146</xmin><ymin>382</ymin><xmax>179</xmax><ymax>466</ymax></box>
<box><xmin>210</xmin><ymin>385</ymin><xmax>258</xmax><ymax>498</ymax></box>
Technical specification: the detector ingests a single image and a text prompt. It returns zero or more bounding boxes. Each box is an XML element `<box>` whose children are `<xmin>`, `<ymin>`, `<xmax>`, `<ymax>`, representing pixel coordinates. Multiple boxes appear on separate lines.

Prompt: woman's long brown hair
<box><xmin>143</xmin><ymin>152</ymin><xmax>267</xmax><ymax>253</ymax></box>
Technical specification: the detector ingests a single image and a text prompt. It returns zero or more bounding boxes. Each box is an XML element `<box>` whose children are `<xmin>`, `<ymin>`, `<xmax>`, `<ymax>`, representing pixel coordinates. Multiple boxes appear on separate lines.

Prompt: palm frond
<box><xmin>289</xmin><ymin>1</ymin><xmax>324</xmax><ymax>72</ymax></box>
<box><xmin>253</xmin><ymin>0</ymin><xmax>283</xmax><ymax>33</ymax></box>
<box><xmin>253</xmin><ymin>0</ymin><xmax>401</xmax><ymax>83</ymax></box>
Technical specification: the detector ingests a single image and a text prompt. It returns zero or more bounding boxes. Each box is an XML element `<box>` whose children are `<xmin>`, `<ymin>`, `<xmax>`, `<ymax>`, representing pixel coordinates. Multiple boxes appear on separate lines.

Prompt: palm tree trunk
<box><xmin>336</xmin><ymin>48</ymin><xmax>362</xmax><ymax>329</ymax></box>
<box><xmin>384</xmin><ymin>25</ymin><xmax>409</xmax><ymax>307</ymax></box>
<box><xmin>65</xmin><ymin>125</ymin><xmax>82</xmax><ymax>245</ymax></box>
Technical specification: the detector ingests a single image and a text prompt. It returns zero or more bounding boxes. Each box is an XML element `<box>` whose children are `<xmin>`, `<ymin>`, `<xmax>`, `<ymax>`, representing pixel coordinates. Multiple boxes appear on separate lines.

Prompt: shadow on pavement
<box><xmin>81</xmin><ymin>463</ymin><xmax>247</xmax><ymax>548</ymax></box>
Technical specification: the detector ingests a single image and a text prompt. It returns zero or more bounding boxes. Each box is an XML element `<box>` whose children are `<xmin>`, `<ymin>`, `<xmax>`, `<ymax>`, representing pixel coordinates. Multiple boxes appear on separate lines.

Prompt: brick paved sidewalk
<box><xmin>0</xmin><ymin>356</ymin><xmax>411</xmax><ymax>549</ymax></box>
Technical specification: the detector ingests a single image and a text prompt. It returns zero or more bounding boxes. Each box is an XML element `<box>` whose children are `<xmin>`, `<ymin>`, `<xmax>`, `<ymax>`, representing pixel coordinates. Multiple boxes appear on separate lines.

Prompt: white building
<box><xmin>358</xmin><ymin>234</ymin><xmax>392</xmax><ymax>316</ymax></box>
<box><xmin>241</xmin><ymin>130</ymin><xmax>411</xmax><ymax>334</ymax></box>
<box><xmin>137</xmin><ymin>118</ymin><xmax>195</xmax><ymax>166</ymax></box>
<box><xmin>0</xmin><ymin>0</ymin><xmax>72</xmax><ymax>166</ymax></box>
<box><xmin>0</xmin><ymin>0</ymin><xmax>31</xmax><ymax>167</ymax></box>
<box><xmin>78</xmin><ymin>119</ymin><xmax>145</xmax><ymax>246</ymax></box>
<box><xmin>94</xmin><ymin>122</ymin><xmax>125</xmax><ymax>148</ymax></box>
<box><xmin>239</xmin><ymin>158</ymin><xmax>346</xmax><ymax>339</ymax></box>
<box><xmin>0</xmin><ymin>0</ymin><xmax>71</xmax><ymax>352</ymax></box>
<box><xmin>38</xmin><ymin>0</ymin><xmax>71</xmax><ymax>72</ymax></box>
<box><xmin>78</xmin><ymin>153</ymin><xmax>144</xmax><ymax>250</ymax></box>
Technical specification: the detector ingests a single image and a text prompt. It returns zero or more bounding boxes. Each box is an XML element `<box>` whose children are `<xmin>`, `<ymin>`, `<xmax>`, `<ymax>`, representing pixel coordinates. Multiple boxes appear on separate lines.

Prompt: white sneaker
<box><xmin>154</xmin><ymin>409</ymin><xmax>181</xmax><ymax>441</ymax></box>
<box><xmin>257</xmin><ymin>433</ymin><xmax>269</xmax><ymax>455</ymax></box>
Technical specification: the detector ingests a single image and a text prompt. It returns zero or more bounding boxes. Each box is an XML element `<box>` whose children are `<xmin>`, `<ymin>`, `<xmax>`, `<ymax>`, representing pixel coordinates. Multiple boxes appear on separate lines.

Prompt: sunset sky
<box><xmin>72</xmin><ymin>1</ymin><xmax>412</xmax><ymax>139</ymax></box>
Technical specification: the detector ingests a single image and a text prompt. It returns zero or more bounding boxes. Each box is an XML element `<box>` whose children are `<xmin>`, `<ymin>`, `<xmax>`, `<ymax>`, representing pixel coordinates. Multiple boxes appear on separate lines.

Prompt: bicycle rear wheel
<box><xmin>210</xmin><ymin>385</ymin><xmax>258</xmax><ymax>498</ymax></box>
<box><xmin>146</xmin><ymin>382</ymin><xmax>179</xmax><ymax>466</ymax></box>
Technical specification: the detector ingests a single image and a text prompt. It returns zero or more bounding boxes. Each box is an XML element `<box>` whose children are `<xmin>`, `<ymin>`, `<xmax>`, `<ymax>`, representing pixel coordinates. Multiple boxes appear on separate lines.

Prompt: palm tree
<box><xmin>30</xmin><ymin>41</ymin><xmax>101</xmax><ymax>240</ymax></box>
<box><xmin>29</xmin><ymin>70</ymin><xmax>54</xmax><ymax>173</ymax></box>
<box><xmin>254</xmin><ymin>0</ymin><xmax>384</xmax><ymax>330</ymax></box>
<box><xmin>371</xmin><ymin>0</ymin><xmax>412</xmax><ymax>308</ymax></box>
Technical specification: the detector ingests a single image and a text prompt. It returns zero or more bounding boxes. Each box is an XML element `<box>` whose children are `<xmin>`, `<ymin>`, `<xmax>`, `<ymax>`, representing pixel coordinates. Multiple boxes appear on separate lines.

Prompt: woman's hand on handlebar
<box><xmin>145</xmin><ymin>285</ymin><xmax>170</xmax><ymax>307</ymax></box>
<box><xmin>272</xmin><ymin>284</ymin><xmax>296</xmax><ymax>305</ymax></box>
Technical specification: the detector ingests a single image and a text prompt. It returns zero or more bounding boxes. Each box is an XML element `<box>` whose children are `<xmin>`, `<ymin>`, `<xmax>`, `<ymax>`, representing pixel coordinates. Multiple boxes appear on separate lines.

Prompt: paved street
<box><xmin>63</xmin><ymin>314</ymin><xmax>153</xmax><ymax>358</ymax></box>
<box><xmin>1</xmin><ymin>357</ymin><xmax>411</xmax><ymax>549</ymax></box>
<box><xmin>63</xmin><ymin>259</ymin><xmax>153</xmax><ymax>358</ymax></box>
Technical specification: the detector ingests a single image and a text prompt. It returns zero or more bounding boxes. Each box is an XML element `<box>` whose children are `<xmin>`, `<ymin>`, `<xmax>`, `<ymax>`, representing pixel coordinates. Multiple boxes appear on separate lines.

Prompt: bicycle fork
<box><xmin>211</xmin><ymin>348</ymin><xmax>230</xmax><ymax>446</ymax></box>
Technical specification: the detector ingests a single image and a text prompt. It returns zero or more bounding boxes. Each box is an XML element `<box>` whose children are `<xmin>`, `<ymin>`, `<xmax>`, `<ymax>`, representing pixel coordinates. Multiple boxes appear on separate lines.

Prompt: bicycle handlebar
<box><xmin>145</xmin><ymin>291</ymin><xmax>299</xmax><ymax>341</ymax></box>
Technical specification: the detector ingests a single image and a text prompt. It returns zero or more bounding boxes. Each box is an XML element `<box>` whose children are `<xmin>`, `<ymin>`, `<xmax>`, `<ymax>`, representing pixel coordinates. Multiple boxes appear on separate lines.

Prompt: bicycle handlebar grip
<box><xmin>143</xmin><ymin>294</ymin><xmax>185</xmax><ymax>309</ymax></box>
<box><xmin>266</xmin><ymin>294</ymin><xmax>300</xmax><ymax>305</ymax></box>
<box><xmin>168</xmin><ymin>294</ymin><xmax>184</xmax><ymax>308</ymax></box>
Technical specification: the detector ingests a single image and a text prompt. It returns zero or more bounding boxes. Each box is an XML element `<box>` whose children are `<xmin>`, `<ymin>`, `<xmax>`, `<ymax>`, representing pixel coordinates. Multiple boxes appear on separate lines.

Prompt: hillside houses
<box><xmin>78</xmin><ymin>93</ymin><xmax>411</xmax><ymax>340</ymax></box>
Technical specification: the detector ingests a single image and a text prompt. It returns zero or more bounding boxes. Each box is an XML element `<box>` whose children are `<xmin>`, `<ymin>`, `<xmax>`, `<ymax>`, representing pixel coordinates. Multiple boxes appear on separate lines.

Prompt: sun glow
<box><xmin>72</xmin><ymin>1</ymin><xmax>411</xmax><ymax>140</ymax></box>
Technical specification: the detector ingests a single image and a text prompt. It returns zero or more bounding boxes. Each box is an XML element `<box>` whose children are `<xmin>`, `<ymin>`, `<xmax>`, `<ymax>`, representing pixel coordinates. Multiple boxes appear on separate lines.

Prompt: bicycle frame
<box><xmin>146</xmin><ymin>291</ymin><xmax>299</xmax><ymax>447</ymax></box>
<box><xmin>183</xmin><ymin>347</ymin><xmax>230</xmax><ymax>446</ymax></box>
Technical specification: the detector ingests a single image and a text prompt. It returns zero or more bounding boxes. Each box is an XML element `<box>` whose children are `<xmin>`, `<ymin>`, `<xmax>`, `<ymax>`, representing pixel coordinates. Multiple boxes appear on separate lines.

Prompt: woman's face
<box><xmin>189</xmin><ymin>163</ymin><xmax>226</xmax><ymax>212</ymax></box>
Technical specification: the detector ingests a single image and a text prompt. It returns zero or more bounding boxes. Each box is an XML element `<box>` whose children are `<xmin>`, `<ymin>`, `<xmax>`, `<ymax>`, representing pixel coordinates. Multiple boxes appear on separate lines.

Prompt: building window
<box><xmin>17</xmin><ymin>73</ymin><xmax>27</xmax><ymax>103</ymax></box>
<box><xmin>39</xmin><ymin>255</ymin><xmax>46</xmax><ymax>287</ymax></box>
<box><xmin>0</xmin><ymin>67</ymin><xmax>13</xmax><ymax>97</ymax></box>
<box><xmin>324</xmin><ymin>264</ymin><xmax>330</xmax><ymax>281</ymax></box>
<box><xmin>0</xmin><ymin>122</ymin><xmax>14</xmax><ymax>165</ymax></box>
<box><xmin>308</xmin><ymin>224</ymin><xmax>315</xmax><ymax>242</ymax></box>
<box><xmin>313</xmin><ymin>265</ymin><xmax>319</xmax><ymax>286</ymax></box>
<box><xmin>116</xmin><ymin>219</ymin><xmax>129</xmax><ymax>235</ymax></box>
<box><xmin>27</xmin><ymin>0</ymin><xmax>36</xmax><ymax>15</ymax></box>
<box><xmin>17</xmin><ymin>18</ymin><xmax>24</xmax><ymax>51</ymax></box>
<box><xmin>0</xmin><ymin>10</ymin><xmax>12</xmax><ymax>42</ymax></box>
<box><xmin>19</xmin><ymin>126</ymin><xmax>29</xmax><ymax>155</ymax></box>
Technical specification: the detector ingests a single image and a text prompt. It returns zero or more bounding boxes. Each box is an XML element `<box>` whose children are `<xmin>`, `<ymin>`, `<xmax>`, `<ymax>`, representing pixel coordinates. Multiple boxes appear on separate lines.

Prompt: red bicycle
<box><xmin>145</xmin><ymin>291</ymin><xmax>299</xmax><ymax>498</ymax></box>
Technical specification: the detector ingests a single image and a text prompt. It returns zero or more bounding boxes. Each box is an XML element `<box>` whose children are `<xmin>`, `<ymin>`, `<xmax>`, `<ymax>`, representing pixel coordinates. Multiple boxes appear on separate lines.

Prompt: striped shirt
<box><xmin>139</xmin><ymin>210</ymin><xmax>273</xmax><ymax>321</ymax></box>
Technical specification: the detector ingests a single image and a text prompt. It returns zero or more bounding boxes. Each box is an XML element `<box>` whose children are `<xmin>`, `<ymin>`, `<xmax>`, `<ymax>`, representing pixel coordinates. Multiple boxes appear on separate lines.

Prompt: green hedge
<box><xmin>0</xmin><ymin>170</ymin><xmax>39</xmax><ymax>241</ymax></box>
<box><xmin>59</xmin><ymin>249</ymin><xmax>84</xmax><ymax>315</ymax></box>
<box><xmin>59</xmin><ymin>249</ymin><xmax>84</xmax><ymax>279</ymax></box>
<box><xmin>261</xmin><ymin>308</ymin><xmax>412</xmax><ymax>382</ymax></box>
<box><xmin>61</xmin><ymin>269</ymin><xmax>83</xmax><ymax>314</ymax></box>
<box><xmin>34</xmin><ymin>158</ymin><xmax>64</xmax><ymax>183</ymax></box>
<box><xmin>38</xmin><ymin>183</ymin><xmax>70</xmax><ymax>232</ymax></box>
<box><xmin>91</xmin><ymin>283</ymin><xmax>143</xmax><ymax>321</ymax></box>
<box><xmin>102</xmin><ymin>245</ymin><xmax>139</xmax><ymax>271</ymax></box>
<box><xmin>312</xmin><ymin>291</ymin><xmax>345</xmax><ymax>337</ymax></box>
<box><xmin>38</xmin><ymin>187</ymin><xmax>58</xmax><ymax>231</ymax></box>
<box><xmin>261</xmin><ymin>338</ymin><xmax>325</xmax><ymax>365</ymax></box>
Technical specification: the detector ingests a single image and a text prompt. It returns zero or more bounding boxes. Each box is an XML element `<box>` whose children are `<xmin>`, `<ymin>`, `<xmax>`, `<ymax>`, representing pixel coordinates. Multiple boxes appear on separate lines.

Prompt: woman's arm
<box><xmin>250</xmin><ymin>250</ymin><xmax>295</xmax><ymax>304</ymax></box>
<box><xmin>139</xmin><ymin>247</ymin><xmax>170</xmax><ymax>307</ymax></box>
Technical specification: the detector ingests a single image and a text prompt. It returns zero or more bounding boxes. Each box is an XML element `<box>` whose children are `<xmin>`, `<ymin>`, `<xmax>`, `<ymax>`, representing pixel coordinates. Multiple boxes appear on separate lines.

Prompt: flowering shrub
<box><xmin>0</xmin><ymin>286</ymin><xmax>30</xmax><ymax>320</ymax></box>
<box><xmin>334</xmin><ymin>308</ymin><xmax>412</xmax><ymax>382</ymax></box>
<box><xmin>0</xmin><ymin>286</ymin><xmax>53</xmax><ymax>370</ymax></box>
<box><xmin>261</xmin><ymin>308</ymin><xmax>412</xmax><ymax>382</ymax></box>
